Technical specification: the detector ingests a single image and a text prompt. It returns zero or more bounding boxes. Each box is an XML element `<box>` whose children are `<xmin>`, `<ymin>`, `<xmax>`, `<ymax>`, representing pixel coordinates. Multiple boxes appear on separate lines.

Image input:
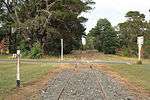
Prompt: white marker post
<box><xmin>61</xmin><ymin>39</ymin><xmax>63</xmax><ymax>61</ymax></box>
<box><xmin>137</xmin><ymin>36</ymin><xmax>144</xmax><ymax>64</ymax></box>
<box><xmin>16</xmin><ymin>50</ymin><xmax>21</xmax><ymax>87</ymax></box>
<box><xmin>82</xmin><ymin>37</ymin><xmax>86</xmax><ymax>50</ymax></box>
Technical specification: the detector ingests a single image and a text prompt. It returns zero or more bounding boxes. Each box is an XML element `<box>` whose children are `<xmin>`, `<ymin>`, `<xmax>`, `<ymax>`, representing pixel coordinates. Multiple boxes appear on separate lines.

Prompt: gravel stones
<box><xmin>41</xmin><ymin>67</ymin><xmax>150</xmax><ymax>100</ymax></box>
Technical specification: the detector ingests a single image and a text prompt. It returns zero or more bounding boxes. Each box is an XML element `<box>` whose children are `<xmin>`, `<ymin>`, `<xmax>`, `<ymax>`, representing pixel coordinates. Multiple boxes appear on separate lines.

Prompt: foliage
<box><xmin>118</xmin><ymin>11</ymin><xmax>150</xmax><ymax>57</ymax></box>
<box><xmin>0</xmin><ymin>27</ymin><xmax>5</xmax><ymax>41</ymax></box>
<box><xmin>85</xmin><ymin>33</ymin><xmax>95</xmax><ymax>50</ymax></box>
<box><xmin>0</xmin><ymin>0</ymin><xmax>94</xmax><ymax>55</ymax></box>
<box><xmin>87</xmin><ymin>18</ymin><xmax>118</xmax><ymax>54</ymax></box>
<box><xmin>144</xmin><ymin>51</ymin><xmax>150</xmax><ymax>59</ymax></box>
<box><xmin>144</xmin><ymin>46</ymin><xmax>150</xmax><ymax>59</ymax></box>
<box><xmin>29</xmin><ymin>42</ymin><xmax>43</xmax><ymax>59</ymax></box>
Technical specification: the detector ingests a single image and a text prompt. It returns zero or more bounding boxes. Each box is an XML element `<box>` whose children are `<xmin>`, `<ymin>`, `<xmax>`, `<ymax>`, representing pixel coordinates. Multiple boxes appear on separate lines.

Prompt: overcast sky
<box><xmin>83</xmin><ymin>0</ymin><xmax>150</xmax><ymax>33</ymax></box>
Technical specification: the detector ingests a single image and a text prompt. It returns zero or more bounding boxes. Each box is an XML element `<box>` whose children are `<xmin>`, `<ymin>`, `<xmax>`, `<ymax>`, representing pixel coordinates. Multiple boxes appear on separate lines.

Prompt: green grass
<box><xmin>0</xmin><ymin>55</ymin><xmax>10</xmax><ymax>59</ymax></box>
<box><xmin>0</xmin><ymin>63</ymin><xmax>55</xmax><ymax>98</ymax></box>
<box><xmin>109</xmin><ymin>62</ymin><xmax>150</xmax><ymax>91</ymax></box>
<box><xmin>0</xmin><ymin>52</ymin><xmax>150</xmax><ymax>95</ymax></box>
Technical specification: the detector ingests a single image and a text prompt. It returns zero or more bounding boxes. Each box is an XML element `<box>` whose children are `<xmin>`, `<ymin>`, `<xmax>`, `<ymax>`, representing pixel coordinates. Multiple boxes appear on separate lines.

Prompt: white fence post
<box><xmin>137</xmin><ymin>36</ymin><xmax>144</xmax><ymax>63</ymax></box>
<box><xmin>61</xmin><ymin>39</ymin><xmax>63</xmax><ymax>61</ymax></box>
<box><xmin>138</xmin><ymin>44</ymin><xmax>142</xmax><ymax>61</ymax></box>
<box><xmin>16</xmin><ymin>50</ymin><xmax>20</xmax><ymax>87</ymax></box>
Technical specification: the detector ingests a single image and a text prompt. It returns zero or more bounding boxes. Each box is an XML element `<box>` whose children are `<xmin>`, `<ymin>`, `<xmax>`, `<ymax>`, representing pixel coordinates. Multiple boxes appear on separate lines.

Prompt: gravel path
<box><xmin>41</xmin><ymin>66</ymin><xmax>149</xmax><ymax>100</ymax></box>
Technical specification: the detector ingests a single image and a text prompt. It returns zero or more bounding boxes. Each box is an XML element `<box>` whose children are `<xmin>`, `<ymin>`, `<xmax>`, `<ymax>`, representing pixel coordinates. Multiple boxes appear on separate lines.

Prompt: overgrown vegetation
<box><xmin>86</xmin><ymin>11</ymin><xmax>150</xmax><ymax>58</ymax></box>
<box><xmin>0</xmin><ymin>0</ymin><xmax>94</xmax><ymax>57</ymax></box>
<box><xmin>29</xmin><ymin>42</ymin><xmax>43</xmax><ymax>59</ymax></box>
<box><xmin>0</xmin><ymin>0</ymin><xmax>149</xmax><ymax>58</ymax></box>
<box><xmin>117</xmin><ymin>11</ymin><xmax>150</xmax><ymax>58</ymax></box>
<box><xmin>86</xmin><ymin>18</ymin><xmax>118</xmax><ymax>54</ymax></box>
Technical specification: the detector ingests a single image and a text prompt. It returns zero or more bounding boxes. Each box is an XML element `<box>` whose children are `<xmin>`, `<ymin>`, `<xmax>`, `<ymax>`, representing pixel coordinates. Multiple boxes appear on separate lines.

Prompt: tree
<box><xmin>85</xmin><ymin>32</ymin><xmax>95</xmax><ymax>50</ymax></box>
<box><xmin>87</xmin><ymin>18</ymin><xmax>118</xmax><ymax>54</ymax></box>
<box><xmin>0</xmin><ymin>0</ymin><xmax>95</xmax><ymax>55</ymax></box>
<box><xmin>118</xmin><ymin>11</ymin><xmax>149</xmax><ymax>56</ymax></box>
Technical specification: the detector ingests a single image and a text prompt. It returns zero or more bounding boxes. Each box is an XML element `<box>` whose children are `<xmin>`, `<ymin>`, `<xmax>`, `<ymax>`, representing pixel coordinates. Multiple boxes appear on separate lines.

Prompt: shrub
<box><xmin>19</xmin><ymin>40</ymin><xmax>30</xmax><ymax>57</ymax></box>
<box><xmin>29</xmin><ymin>42</ymin><xmax>43</xmax><ymax>59</ymax></box>
<box><xmin>119</xmin><ymin>48</ymin><xmax>130</xmax><ymax>57</ymax></box>
<box><xmin>143</xmin><ymin>46</ymin><xmax>150</xmax><ymax>59</ymax></box>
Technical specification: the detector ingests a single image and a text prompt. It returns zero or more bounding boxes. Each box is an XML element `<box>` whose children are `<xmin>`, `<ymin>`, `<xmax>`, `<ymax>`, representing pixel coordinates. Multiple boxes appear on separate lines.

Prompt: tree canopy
<box><xmin>0</xmin><ymin>0</ymin><xmax>94</xmax><ymax>56</ymax></box>
<box><xmin>87</xmin><ymin>18</ymin><xmax>118</xmax><ymax>54</ymax></box>
<box><xmin>118</xmin><ymin>11</ymin><xmax>150</xmax><ymax>57</ymax></box>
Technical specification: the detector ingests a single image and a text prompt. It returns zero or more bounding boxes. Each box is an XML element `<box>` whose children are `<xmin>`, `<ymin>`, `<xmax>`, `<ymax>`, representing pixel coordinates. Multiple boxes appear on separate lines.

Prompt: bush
<box><xmin>29</xmin><ymin>42</ymin><xmax>43</xmax><ymax>59</ymax></box>
<box><xmin>118</xmin><ymin>46</ymin><xmax>138</xmax><ymax>57</ymax></box>
<box><xmin>19</xmin><ymin>40</ymin><xmax>30</xmax><ymax>57</ymax></box>
<box><xmin>118</xmin><ymin>48</ymin><xmax>130</xmax><ymax>57</ymax></box>
<box><xmin>143</xmin><ymin>46</ymin><xmax>150</xmax><ymax>59</ymax></box>
<box><xmin>22</xmin><ymin>50</ymin><xmax>30</xmax><ymax>57</ymax></box>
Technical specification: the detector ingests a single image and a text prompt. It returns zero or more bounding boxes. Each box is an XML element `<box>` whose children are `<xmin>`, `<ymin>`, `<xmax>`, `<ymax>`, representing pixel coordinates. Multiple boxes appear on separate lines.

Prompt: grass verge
<box><xmin>108</xmin><ymin>62</ymin><xmax>150</xmax><ymax>92</ymax></box>
<box><xmin>0</xmin><ymin>55</ymin><xmax>10</xmax><ymax>59</ymax></box>
<box><xmin>0</xmin><ymin>63</ymin><xmax>54</xmax><ymax>99</ymax></box>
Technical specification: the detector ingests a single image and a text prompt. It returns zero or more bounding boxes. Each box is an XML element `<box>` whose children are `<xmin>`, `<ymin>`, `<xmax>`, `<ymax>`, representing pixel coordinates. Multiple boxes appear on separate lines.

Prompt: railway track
<box><xmin>56</xmin><ymin>64</ymin><xmax>80</xmax><ymax>100</ymax></box>
<box><xmin>42</xmin><ymin>63</ymin><xmax>149</xmax><ymax>100</ymax></box>
<box><xmin>90</xmin><ymin>65</ymin><xmax>108</xmax><ymax>100</ymax></box>
<box><xmin>56</xmin><ymin>72</ymin><xmax>73</xmax><ymax>100</ymax></box>
<box><xmin>56</xmin><ymin>64</ymin><xmax>108</xmax><ymax>100</ymax></box>
<box><xmin>41</xmin><ymin>69</ymin><xmax>76</xmax><ymax>100</ymax></box>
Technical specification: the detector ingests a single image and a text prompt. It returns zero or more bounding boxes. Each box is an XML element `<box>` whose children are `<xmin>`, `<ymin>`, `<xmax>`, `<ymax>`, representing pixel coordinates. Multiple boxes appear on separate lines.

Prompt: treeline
<box><xmin>86</xmin><ymin>11</ymin><xmax>150</xmax><ymax>58</ymax></box>
<box><xmin>0</xmin><ymin>0</ymin><xmax>94</xmax><ymax>58</ymax></box>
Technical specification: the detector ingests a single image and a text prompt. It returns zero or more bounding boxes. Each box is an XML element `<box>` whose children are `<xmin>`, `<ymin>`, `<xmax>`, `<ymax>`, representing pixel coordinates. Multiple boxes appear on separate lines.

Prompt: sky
<box><xmin>82</xmin><ymin>0</ymin><xmax>150</xmax><ymax>33</ymax></box>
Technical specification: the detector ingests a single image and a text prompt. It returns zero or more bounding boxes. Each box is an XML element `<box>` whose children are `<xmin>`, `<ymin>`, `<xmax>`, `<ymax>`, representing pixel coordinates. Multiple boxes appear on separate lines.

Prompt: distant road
<box><xmin>0</xmin><ymin>59</ymin><xmax>131</xmax><ymax>65</ymax></box>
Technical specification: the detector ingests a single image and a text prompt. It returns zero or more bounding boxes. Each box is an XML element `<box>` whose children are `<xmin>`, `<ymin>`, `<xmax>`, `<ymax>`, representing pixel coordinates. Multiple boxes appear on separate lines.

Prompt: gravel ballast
<box><xmin>41</xmin><ymin>67</ymin><xmax>150</xmax><ymax>100</ymax></box>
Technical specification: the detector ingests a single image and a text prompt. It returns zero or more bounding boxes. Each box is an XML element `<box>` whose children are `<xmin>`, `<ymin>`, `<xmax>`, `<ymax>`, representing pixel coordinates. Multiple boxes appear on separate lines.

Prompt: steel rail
<box><xmin>56</xmin><ymin>66</ymin><xmax>78</xmax><ymax>100</ymax></box>
<box><xmin>90</xmin><ymin>65</ymin><xmax>108</xmax><ymax>100</ymax></box>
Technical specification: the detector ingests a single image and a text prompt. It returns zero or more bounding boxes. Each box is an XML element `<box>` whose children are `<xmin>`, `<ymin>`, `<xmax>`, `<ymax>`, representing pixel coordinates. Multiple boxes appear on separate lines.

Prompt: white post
<box><xmin>138</xmin><ymin>44</ymin><xmax>142</xmax><ymax>61</ymax></box>
<box><xmin>16</xmin><ymin>50</ymin><xmax>20</xmax><ymax>87</ymax></box>
<box><xmin>61</xmin><ymin>39</ymin><xmax>63</xmax><ymax>61</ymax></box>
<box><xmin>137</xmin><ymin>36</ymin><xmax>144</xmax><ymax>63</ymax></box>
